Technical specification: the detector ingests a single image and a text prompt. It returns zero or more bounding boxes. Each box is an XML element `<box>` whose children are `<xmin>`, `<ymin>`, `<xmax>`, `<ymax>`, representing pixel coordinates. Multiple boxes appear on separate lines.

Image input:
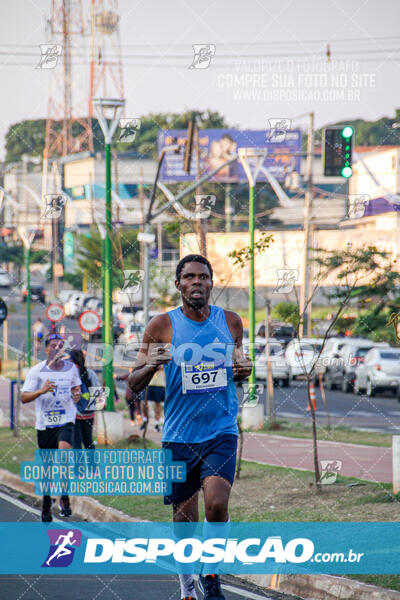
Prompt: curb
<box><xmin>1</xmin><ymin>468</ymin><xmax>399</xmax><ymax>600</ymax></box>
<box><xmin>244</xmin><ymin>574</ymin><xmax>400</xmax><ymax>600</ymax></box>
<box><xmin>0</xmin><ymin>468</ymin><xmax>143</xmax><ymax>522</ymax></box>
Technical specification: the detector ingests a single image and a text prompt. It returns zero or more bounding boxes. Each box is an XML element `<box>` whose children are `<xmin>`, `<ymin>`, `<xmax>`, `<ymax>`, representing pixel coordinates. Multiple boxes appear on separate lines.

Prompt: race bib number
<box><xmin>181</xmin><ymin>362</ymin><xmax>227</xmax><ymax>395</ymax></box>
<box><xmin>43</xmin><ymin>409</ymin><xmax>66</xmax><ymax>428</ymax></box>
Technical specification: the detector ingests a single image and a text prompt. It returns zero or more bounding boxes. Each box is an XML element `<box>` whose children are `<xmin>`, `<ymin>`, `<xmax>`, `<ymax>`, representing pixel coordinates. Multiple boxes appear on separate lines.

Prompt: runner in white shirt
<box><xmin>21</xmin><ymin>333</ymin><xmax>81</xmax><ymax>522</ymax></box>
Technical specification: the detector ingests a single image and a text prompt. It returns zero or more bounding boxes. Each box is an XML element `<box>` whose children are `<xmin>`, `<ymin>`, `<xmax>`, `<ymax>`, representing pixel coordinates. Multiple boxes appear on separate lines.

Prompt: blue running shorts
<box><xmin>162</xmin><ymin>434</ymin><xmax>237</xmax><ymax>505</ymax></box>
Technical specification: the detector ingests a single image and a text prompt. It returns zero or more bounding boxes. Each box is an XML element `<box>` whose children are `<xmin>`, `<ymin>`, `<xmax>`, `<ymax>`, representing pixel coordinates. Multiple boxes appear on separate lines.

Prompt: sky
<box><xmin>0</xmin><ymin>0</ymin><xmax>399</xmax><ymax>159</ymax></box>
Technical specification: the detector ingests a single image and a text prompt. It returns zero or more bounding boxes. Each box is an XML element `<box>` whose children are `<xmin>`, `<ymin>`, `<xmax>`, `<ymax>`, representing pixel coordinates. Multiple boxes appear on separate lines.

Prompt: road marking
<box><xmin>0</xmin><ymin>490</ymin><xmax>59</xmax><ymax>521</ymax></box>
<box><xmin>194</xmin><ymin>576</ymin><xmax>275</xmax><ymax>599</ymax></box>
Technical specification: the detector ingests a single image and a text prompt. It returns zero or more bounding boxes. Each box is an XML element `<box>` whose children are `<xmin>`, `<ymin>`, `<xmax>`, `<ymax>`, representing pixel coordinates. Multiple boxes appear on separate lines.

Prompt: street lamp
<box><xmin>93</xmin><ymin>98</ymin><xmax>125</xmax><ymax>409</ymax></box>
<box><xmin>17</xmin><ymin>227</ymin><xmax>36</xmax><ymax>367</ymax></box>
<box><xmin>238</xmin><ymin>148</ymin><xmax>267</xmax><ymax>399</ymax></box>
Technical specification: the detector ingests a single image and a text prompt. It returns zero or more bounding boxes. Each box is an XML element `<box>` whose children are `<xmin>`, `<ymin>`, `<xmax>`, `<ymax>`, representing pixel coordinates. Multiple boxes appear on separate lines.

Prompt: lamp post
<box><xmin>18</xmin><ymin>227</ymin><xmax>35</xmax><ymax>367</ymax></box>
<box><xmin>238</xmin><ymin>148</ymin><xmax>267</xmax><ymax>401</ymax></box>
<box><xmin>93</xmin><ymin>98</ymin><xmax>125</xmax><ymax>409</ymax></box>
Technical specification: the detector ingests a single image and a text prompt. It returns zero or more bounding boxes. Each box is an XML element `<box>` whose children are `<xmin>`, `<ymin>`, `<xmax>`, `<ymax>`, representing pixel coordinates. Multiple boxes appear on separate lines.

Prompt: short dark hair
<box><xmin>176</xmin><ymin>254</ymin><xmax>213</xmax><ymax>281</ymax></box>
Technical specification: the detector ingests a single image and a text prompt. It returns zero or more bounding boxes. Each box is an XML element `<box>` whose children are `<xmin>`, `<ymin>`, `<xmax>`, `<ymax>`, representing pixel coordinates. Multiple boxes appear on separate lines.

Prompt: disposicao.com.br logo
<box><xmin>42</xmin><ymin>529</ymin><xmax>82</xmax><ymax>568</ymax></box>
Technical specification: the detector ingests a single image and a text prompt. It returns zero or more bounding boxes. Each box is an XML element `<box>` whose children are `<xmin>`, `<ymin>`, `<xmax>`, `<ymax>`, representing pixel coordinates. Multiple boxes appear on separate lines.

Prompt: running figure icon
<box><xmin>46</xmin><ymin>531</ymin><xmax>77</xmax><ymax>566</ymax></box>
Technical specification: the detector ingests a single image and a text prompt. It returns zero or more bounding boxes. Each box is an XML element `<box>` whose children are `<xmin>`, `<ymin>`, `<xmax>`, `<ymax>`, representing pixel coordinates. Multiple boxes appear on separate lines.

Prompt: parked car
<box><xmin>314</xmin><ymin>336</ymin><xmax>349</xmax><ymax>381</ymax></box>
<box><xmin>118</xmin><ymin>322</ymin><xmax>145</xmax><ymax>345</ymax></box>
<box><xmin>65</xmin><ymin>292</ymin><xmax>87</xmax><ymax>318</ymax></box>
<box><xmin>324</xmin><ymin>339</ymin><xmax>389</xmax><ymax>393</ymax></box>
<box><xmin>243</xmin><ymin>338</ymin><xmax>290</xmax><ymax>387</ymax></box>
<box><xmin>58</xmin><ymin>289</ymin><xmax>73</xmax><ymax>306</ymax></box>
<box><xmin>0</xmin><ymin>268</ymin><xmax>13</xmax><ymax>290</ymax></box>
<box><xmin>354</xmin><ymin>348</ymin><xmax>400</xmax><ymax>397</ymax></box>
<box><xmin>256</xmin><ymin>322</ymin><xmax>296</xmax><ymax>346</ymax></box>
<box><xmin>286</xmin><ymin>338</ymin><xmax>324</xmax><ymax>379</ymax></box>
<box><xmin>22</xmin><ymin>283</ymin><xmax>46</xmax><ymax>304</ymax></box>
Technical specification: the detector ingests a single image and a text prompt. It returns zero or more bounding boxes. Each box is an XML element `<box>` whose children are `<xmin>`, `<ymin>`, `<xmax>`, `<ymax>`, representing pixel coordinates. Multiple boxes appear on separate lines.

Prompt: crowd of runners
<box><xmin>21</xmin><ymin>254</ymin><xmax>252</xmax><ymax>600</ymax></box>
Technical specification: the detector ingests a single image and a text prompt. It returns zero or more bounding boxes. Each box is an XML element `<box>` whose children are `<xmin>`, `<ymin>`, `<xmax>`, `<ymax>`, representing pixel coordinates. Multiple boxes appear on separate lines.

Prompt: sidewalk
<box><xmin>125</xmin><ymin>419</ymin><xmax>393</xmax><ymax>484</ymax></box>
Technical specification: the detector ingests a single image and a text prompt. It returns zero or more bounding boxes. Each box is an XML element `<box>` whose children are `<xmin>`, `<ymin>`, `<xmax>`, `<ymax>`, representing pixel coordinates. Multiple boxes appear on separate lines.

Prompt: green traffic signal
<box><xmin>341</xmin><ymin>126</ymin><xmax>354</xmax><ymax>139</ymax></box>
<box><xmin>341</xmin><ymin>166</ymin><xmax>353</xmax><ymax>178</ymax></box>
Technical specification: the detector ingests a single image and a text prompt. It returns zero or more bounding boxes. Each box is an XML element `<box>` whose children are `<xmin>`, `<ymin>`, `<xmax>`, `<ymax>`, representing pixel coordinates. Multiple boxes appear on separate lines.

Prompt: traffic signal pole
<box><xmin>299</xmin><ymin>112</ymin><xmax>314</xmax><ymax>338</ymax></box>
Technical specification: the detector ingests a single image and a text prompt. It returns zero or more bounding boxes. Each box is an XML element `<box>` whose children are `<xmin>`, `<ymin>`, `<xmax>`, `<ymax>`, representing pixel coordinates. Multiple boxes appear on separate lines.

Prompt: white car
<box><xmin>243</xmin><ymin>338</ymin><xmax>290</xmax><ymax>387</ymax></box>
<box><xmin>286</xmin><ymin>338</ymin><xmax>324</xmax><ymax>378</ymax></box>
<box><xmin>118</xmin><ymin>322</ymin><xmax>145</xmax><ymax>346</ymax></box>
<box><xmin>65</xmin><ymin>292</ymin><xmax>87</xmax><ymax>318</ymax></box>
<box><xmin>354</xmin><ymin>348</ymin><xmax>400</xmax><ymax>397</ymax></box>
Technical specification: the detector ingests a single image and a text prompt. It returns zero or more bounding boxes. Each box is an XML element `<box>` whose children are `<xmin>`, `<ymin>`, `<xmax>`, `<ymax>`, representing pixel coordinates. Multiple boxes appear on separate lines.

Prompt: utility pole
<box><xmin>299</xmin><ymin>112</ymin><xmax>314</xmax><ymax>338</ymax></box>
<box><xmin>265</xmin><ymin>299</ymin><xmax>275</xmax><ymax>424</ymax></box>
<box><xmin>225</xmin><ymin>183</ymin><xmax>233</xmax><ymax>309</ymax></box>
<box><xmin>194</xmin><ymin>121</ymin><xmax>207</xmax><ymax>257</ymax></box>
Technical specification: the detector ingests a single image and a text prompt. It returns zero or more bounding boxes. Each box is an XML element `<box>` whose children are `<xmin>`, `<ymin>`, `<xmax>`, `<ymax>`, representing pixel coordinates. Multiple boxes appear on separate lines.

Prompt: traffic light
<box><xmin>323</xmin><ymin>126</ymin><xmax>354</xmax><ymax>178</ymax></box>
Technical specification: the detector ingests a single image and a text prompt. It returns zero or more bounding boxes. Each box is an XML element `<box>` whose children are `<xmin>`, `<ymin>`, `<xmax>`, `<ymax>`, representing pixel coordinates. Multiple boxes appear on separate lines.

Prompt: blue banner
<box><xmin>158</xmin><ymin>128</ymin><xmax>302</xmax><ymax>182</ymax></box>
<box><xmin>1</xmin><ymin>522</ymin><xmax>399</xmax><ymax>574</ymax></box>
<box><xmin>20</xmin><ymin>450</ymin><xmax>186</xmax><ymax>496</ymax></box>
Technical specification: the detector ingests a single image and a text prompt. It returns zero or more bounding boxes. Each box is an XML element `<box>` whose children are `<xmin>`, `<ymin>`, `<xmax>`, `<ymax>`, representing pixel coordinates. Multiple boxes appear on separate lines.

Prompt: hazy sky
<box><xmin>1</xmin><ymin>0</ymin><xmax>399</xmax><ymax>159</ymax></box>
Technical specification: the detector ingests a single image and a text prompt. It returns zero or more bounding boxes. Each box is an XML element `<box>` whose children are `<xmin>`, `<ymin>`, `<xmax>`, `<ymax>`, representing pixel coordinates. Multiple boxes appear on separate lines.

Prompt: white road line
<box><xmin>193</xmin><ymin>576</ymin><xmax>275</xmax><ymax>600</ymax></box>
<box><xmin>0</xmin><ymin>490</ymin><xmax>60</xmax><ymax>521</ymax></box>
<box><xmin>221</xmin><ymin>582</ymin><xmax>275</xmax><ymax>599</ymax></box>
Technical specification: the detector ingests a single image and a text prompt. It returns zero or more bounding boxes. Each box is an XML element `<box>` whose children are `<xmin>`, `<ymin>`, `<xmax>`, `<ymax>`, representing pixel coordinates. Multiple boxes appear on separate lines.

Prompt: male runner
<box><xmin>21</xmin><ymin>333</ymin><xmax>81</xmax><ymax>522</ymax></box>
<box><xmin>129</xmin><ymin>254</ymin><xmax>252</xmax><ymax>600</ymax></box>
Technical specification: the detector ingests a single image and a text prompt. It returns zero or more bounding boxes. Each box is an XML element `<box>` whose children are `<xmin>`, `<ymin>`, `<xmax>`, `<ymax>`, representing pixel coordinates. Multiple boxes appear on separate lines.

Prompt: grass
<box><xmin>257</xmin><ymin>420</ymin><xmax>393</xmax><ymax>447</ymax></box>
<box><xmin>347</xmin><ymin>575</ymin><xmax>400</xmax><ymax>593</ymax></box>
<box><xmin>2</xmin><ymin>427</ymin><xmax>400</xmax><ymax>592</ymax></box>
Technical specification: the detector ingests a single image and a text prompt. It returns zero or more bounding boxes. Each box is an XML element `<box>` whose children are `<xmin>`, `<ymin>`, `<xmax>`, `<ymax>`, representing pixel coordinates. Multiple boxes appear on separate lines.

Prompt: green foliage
<box><xmin>5</xmin><ymin>110</ymin><xmax>229</xmax><ymax>164</ymax></box>
<box><xmin>228</xmin><ymin>233</ymin><xmax>274</xmax><ymax>268</ymax></box>
<box><xmin>75</xmin><ymin>227</ymin><xmax>140</xmax><ymax>290</ymax></box>
<box><xmin>63</xmin><ymin>271</ymin><xmax>83</xmax><ymax>290</ymax></box>
<box><xmin>150</xmin><ymin>265</ymin><xmax>180</xmax><ymax>309</ymax></box>
<box><xmin>272</xmin><ymin>302</ymin><xmax>300</xmax><ymax>327</ymax></box>
<box><xmin>317</xmin><ymin>108</ymin><xmax>400</xmax><ymax>147</ymax></box>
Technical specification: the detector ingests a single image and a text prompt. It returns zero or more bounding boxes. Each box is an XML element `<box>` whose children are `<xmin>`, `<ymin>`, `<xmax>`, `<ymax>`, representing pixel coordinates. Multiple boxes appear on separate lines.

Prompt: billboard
<box><xmin>158</xmin><ymin>128</ymin><xmax>302</xmax><ymax>183</ymax></box>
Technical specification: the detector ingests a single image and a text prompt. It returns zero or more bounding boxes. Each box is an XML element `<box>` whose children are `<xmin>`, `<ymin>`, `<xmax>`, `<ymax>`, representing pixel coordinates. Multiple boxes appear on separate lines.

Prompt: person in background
<box><xmin>116</xmin><ymin>369</ymin><xmax>143</xmax><ymax>426</ymax></box>
<box><xmin>69</xmin><ymin>349</ymin><xmax>99</xmax><ymax>450</ymax></box>
<box><xmin>142</xmin><ymin>365</ymin><xmax>165</xmax><ymax>432</ymax></box>
<box><xmin>32</xmin><ymin>317</ymin><xmax>46</xmax><ymax>359</ymax></box>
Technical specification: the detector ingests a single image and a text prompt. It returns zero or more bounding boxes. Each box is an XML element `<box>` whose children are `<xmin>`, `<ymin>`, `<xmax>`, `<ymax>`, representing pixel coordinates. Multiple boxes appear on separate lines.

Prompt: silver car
<box><xmin>354</xmin><ymin>348</ymin><xmax>400</xmax><ymax>396</ymax></box>
<box><xmin>253</xmin><ymin>340</ymin><xmax>291</xmax><ymax>388</ymax></box>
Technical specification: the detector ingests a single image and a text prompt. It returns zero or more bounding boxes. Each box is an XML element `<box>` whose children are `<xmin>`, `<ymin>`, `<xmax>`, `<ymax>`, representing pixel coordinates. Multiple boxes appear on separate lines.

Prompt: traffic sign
<box><xmin>0</xmin><ymin>298</ymin><xmax>7</xmax><ymax>325</ymax></box>
<box><xmin>79</xmin><ymin>310</ymin><xmax>101</xmax><ymax>333</ymax></box>
<box><xmin>46</xmin><ymin>303</ymin><xmax>64</xmax><ymax>323</ymax></box>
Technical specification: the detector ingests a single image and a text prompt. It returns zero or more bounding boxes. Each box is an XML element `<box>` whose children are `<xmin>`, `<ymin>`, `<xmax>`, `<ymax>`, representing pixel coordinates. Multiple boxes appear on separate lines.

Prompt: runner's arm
<box><xmin>128</xmin><ymin>315</ymin><xmax>171</xmax><ymax>393</ymax></box>
<box><xmin>21</xmin><ymin>389</ymin><xmax>44</xmax><ymax>403</ymax></box>
<box><xmin>21</xmin><ymin>379</ymin><xmax>55</xmax><ymax>404</ymax></box>
<box><xmin>225</xmin><ymin>311</ymin><xmax>253</xmax><ymax>382</ymax></box>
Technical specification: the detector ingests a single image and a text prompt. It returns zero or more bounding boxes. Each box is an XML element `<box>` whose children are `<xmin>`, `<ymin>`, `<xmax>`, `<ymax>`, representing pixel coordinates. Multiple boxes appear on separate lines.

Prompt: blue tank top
<box><xmin>162</xmin><ymin>305</ymin><xmax>239</xmax><ymax>443</ymax></box>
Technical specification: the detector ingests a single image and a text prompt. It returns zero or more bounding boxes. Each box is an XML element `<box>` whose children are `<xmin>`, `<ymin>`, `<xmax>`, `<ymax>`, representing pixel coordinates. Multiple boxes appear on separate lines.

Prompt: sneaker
<box><xmin>59</xmin><ymin>495</ymin><xmax>72</xmax><ymax>517</ymax></box>
<box><xmin>135</xmin><ymin>415</ymin><xmax>143</xmax><ymax>427</ymax></box>
<box><xmin>41</xmin><ymin>497</ymin><xmax>52</xmax><ymax>523</ymax></box>
<box><xmin>140</xmin><ymin>418</ymin><xmax>148</xmax><ymax>431</ymax></box>
<box><xmin>154</xmin><ymin>423</ymin><xmax>160</xmax><ymax>432</ymax></box>
<box><xmin>198</xmin><ymin>574</ymin><xmax>225</xmax><ymax>600</ymax></box>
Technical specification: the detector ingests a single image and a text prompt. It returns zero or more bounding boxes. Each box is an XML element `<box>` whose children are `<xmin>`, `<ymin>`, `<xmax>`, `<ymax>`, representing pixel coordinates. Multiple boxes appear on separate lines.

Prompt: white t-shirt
<box><xmin>22</xmin><ymin>360</ymin><xmax>81</xmax><ymax>430</ymax></box>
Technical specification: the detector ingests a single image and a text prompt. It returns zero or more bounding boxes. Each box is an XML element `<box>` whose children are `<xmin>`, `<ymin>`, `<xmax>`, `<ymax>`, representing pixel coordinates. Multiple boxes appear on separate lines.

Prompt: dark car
<box><xmin>22</xmin><ymin>284</ymin><xmax>46</xmax><ymax>304</ymax></box>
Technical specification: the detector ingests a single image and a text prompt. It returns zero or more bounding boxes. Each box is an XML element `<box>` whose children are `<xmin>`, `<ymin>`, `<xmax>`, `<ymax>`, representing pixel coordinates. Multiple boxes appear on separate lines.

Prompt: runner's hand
<box><xmin>148</xmin><ymin>345</ymin><xmax>171</xmax><ymax>368</ymax></box>
<box><xmin>71</xmin><ymin>386</ymin><xmax>81</xmax><ymax>403</ymax></box>
<box><xmin>40</xmin><ymin>380</ymin><xmax>56</xmax><ymax>395</ymax></box>
<box><xmin>233</xmin><ymin>354</ymin><xmax>252</xmax><ymax>380</ymax></box>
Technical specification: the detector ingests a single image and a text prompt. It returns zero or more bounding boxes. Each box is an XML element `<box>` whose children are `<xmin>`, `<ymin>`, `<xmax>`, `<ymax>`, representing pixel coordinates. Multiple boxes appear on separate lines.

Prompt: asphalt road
<box><xmin>0</xmin><ymin>489</ymin><xmax>290</xmax><ymax>600</ymax></box>
<box><xmin>262</xmin><ymin>378</ymin><xmax>400</xmax><ymax>433</ymax></box>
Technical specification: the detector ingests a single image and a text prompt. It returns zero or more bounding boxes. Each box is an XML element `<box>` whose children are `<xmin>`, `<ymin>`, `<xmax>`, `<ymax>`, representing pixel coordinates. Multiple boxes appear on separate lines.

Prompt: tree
<box><xmin>272</xmin><ymin>302</ymin><xmax>300</xmax><ymax>328</ymax></box>
<box><xmin>75</xmin><ymin>227</ymin><xmax>140</xmax><ymax>290</ymax></box>
<box><xmin>5</xmin><ymin>110</ymin><xmax>230</xmax><ymax>163</ymax></box>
